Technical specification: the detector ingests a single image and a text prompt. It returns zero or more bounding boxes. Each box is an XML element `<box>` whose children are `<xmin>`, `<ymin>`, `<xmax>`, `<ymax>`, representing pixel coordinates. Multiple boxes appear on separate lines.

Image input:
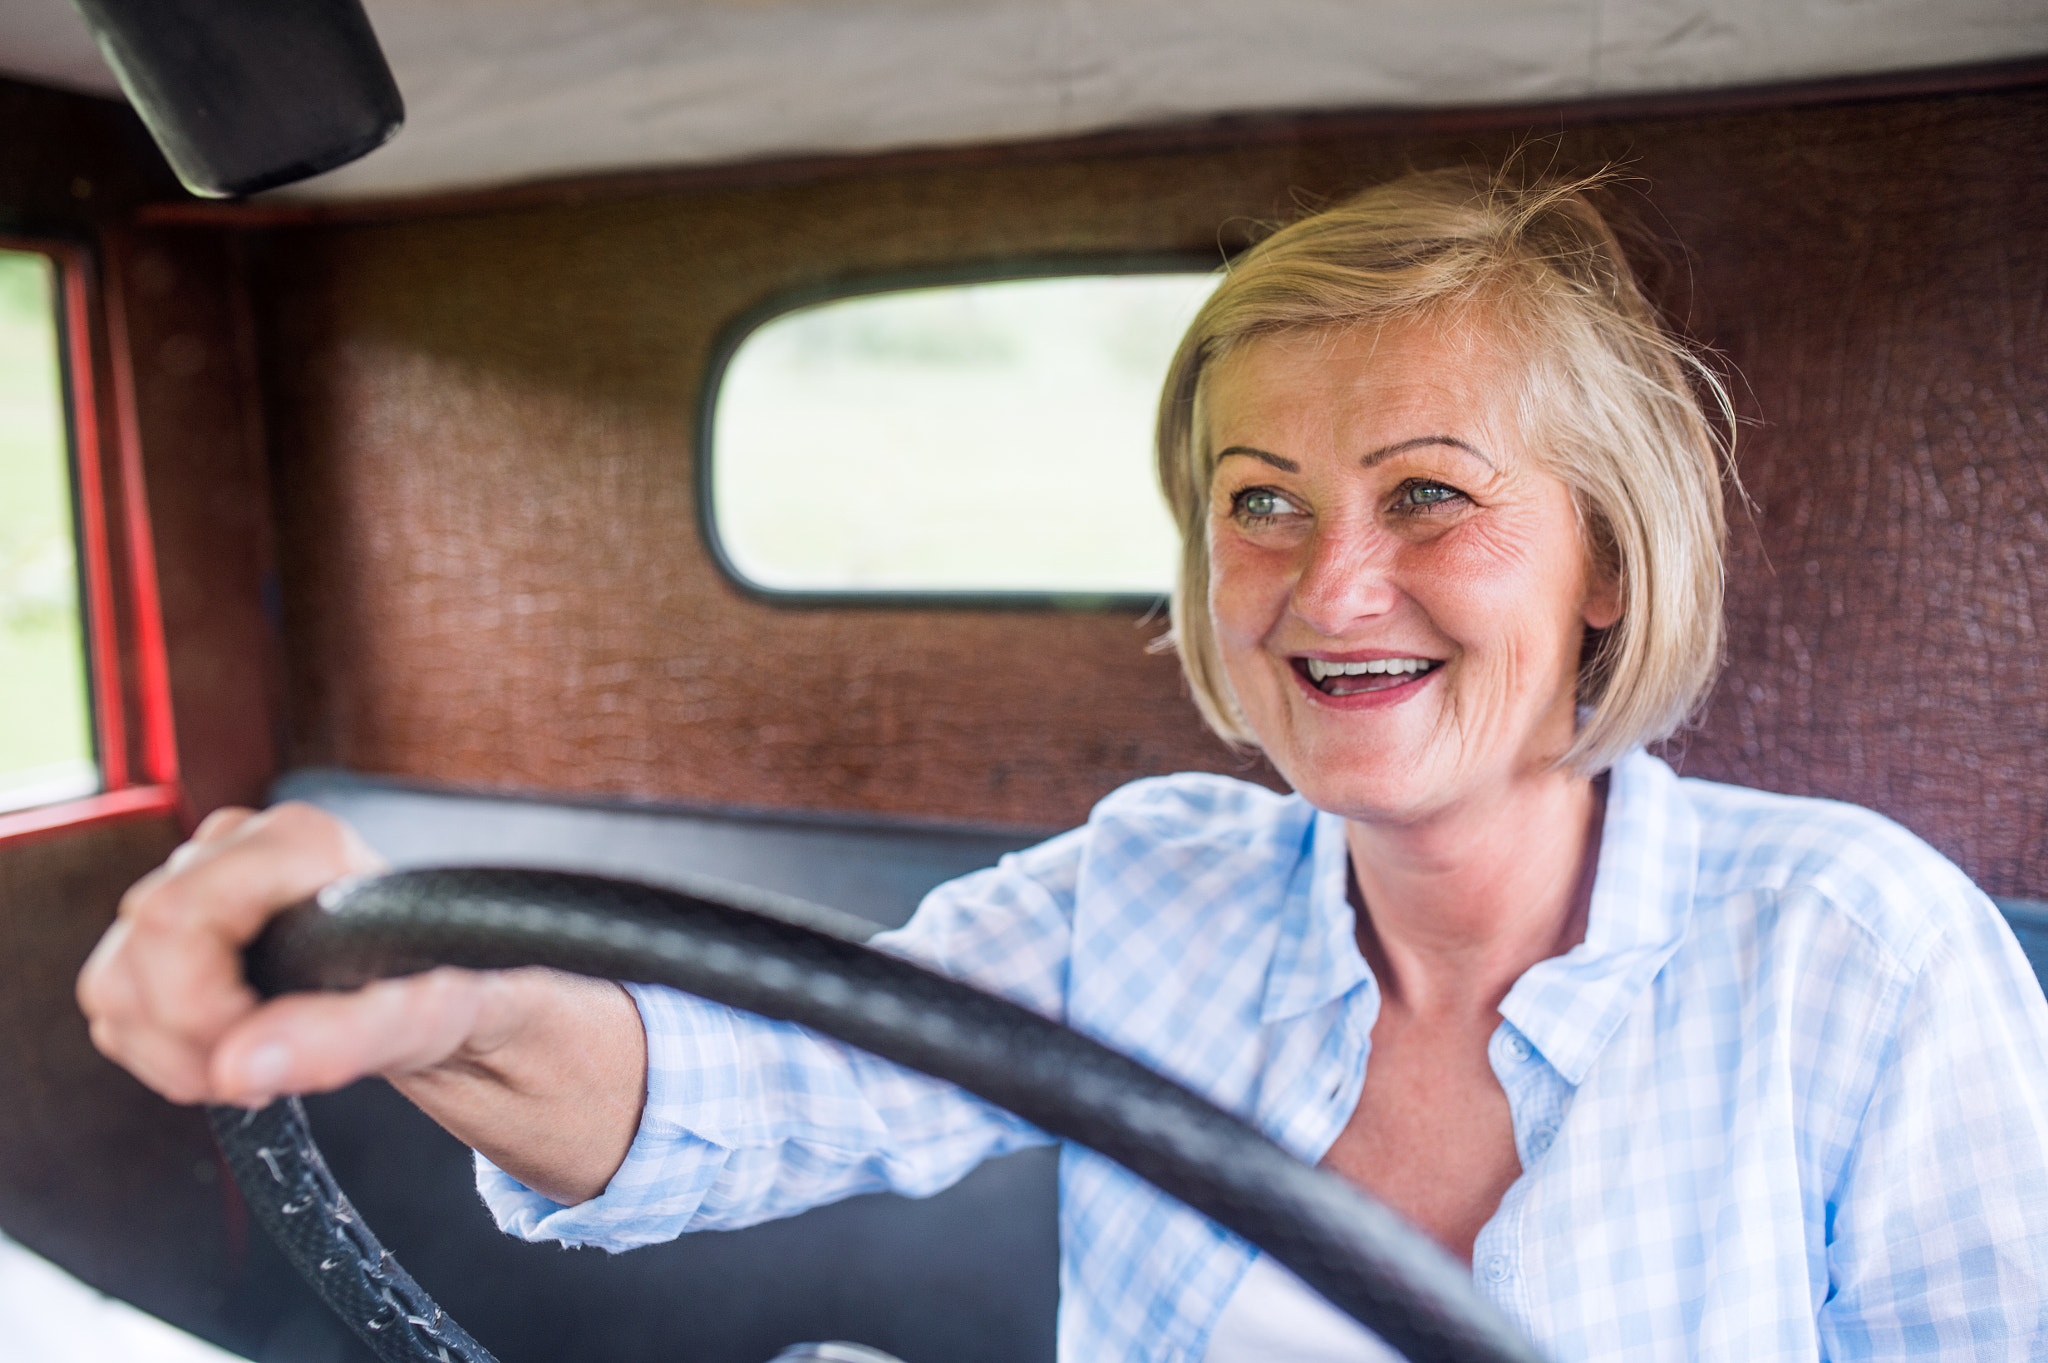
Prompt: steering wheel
<box><xmin>206</xmin><ymin>867</ymin><xmax>1545</xmax><ymax>1363</ymax></box>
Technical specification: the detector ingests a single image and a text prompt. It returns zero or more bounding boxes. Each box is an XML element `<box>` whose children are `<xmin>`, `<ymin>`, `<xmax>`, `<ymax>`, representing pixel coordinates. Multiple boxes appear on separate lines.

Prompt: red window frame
<box><xmin>0</xmin><ymin>236</ymin><xmax>181</xmax><ymax>845</ymax></box>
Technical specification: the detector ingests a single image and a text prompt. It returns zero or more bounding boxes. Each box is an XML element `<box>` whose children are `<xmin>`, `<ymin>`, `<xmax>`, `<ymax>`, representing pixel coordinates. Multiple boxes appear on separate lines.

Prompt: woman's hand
<box><xmin>79</xmin><ymin>801</ymin><xmax>391</xmax><ymax>1106</ymax></box>
<box><xmin>77</xmin><ymin>803</ymin><xmax>647</xmax><ymax>1204</ymax></box>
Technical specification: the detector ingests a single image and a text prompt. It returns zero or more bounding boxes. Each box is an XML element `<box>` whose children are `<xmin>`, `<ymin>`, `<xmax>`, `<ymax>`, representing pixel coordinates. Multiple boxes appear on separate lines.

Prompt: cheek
<box><xmin>1415</xmin><ymin>515</ymin><xmax>1588</xmax><ymax>654</ymax></box>
<box><xmin>1204</xmin><ymin>530</ymin><xmax>1290</xmax><ymax>645</ymax></box>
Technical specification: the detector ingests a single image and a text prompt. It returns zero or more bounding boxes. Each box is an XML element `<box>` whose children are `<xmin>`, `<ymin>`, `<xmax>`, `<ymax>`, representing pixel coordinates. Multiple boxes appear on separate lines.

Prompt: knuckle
<box><xmin>85</xmin><ymin>1016</ymin><xmax>126</xmax><ymax>1062</ymax></box>
<box><xmin>253</xmin><ymin>802</ymin><xmax>367</xmax><ymax>874</ymax></box>
<box><xmin>163</xmin><ymin>837</ymin><xmax>211</xmax><ymax>875</ymax></box>
<box><xmin>257</xmin><ymin>800</ymin><xmax>334</xmax><ymax>844</ymax></box>
<box><xmin>75</xmin><ymin>960</ymin><xmax>118</xmax><ymax>1020</ymax></box>
<box><xmin>190</xmin><ymin>806</ymin><xmax>254</xmax><ymax>842</ymax></box>
<box><xmin>87</xmin><ymin>1023</ymin><xmax>209</xmax><ymax>1105</ymax></box>
<box><xmin>121</xmin><ymin>861</ymin><xmax>211</xmax><ymax>933</ymax></box>
<box><xmin>123</xmin><ymin>884</ymin><xmax>186</xmax><ymax>933</ymax></box>
<box><xmin>155</xmin><ymin>1070</ymin><xmax>211</xmax><ymax>1106</ymax></box>
<box><xmin>116</xmin><ymin>868</ymin><xmax>172</xmax><ymax>924</ymax></box>
<box><xmin>128</xmin><ymin>886</ymin><xmax>221</xmax><ymax>938</ymax></box>
<box><xmin>153</xmin><ymin>987</ymin><xmax>248</xmax><ymax>1043</ymax></box>
<box><xmin>415</xmin><ymin>967</ymin><xmax>472</xmax><ymax>1004</ymax></box>
<box><xmin>370</xmin><ymin>975</ymin><xmax>439</xmax><ymax>1031</ymax></box>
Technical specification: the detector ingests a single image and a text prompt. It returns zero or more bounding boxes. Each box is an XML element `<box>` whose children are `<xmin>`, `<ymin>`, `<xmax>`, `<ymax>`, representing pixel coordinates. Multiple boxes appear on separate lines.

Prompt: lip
<box><xmin>1287</xmin><ymin>651</ymin><xmax>1445</xmax><ymax>710</ymax></box>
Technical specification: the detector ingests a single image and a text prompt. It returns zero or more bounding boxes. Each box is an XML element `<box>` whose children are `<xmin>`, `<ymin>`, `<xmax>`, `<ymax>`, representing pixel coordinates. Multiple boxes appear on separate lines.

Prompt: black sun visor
<box><xmin>68</xmin><ymin>0</ymin><xmax>403</xmax><ymax>199</ymax></box>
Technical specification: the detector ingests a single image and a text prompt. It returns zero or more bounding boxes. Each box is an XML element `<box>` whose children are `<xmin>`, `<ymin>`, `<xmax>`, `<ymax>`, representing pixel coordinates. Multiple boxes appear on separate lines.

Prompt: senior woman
<box><xmin>79</xmin><ymin>168</ymin><xmax>2048</xmax><ymax>1361</ymax></box>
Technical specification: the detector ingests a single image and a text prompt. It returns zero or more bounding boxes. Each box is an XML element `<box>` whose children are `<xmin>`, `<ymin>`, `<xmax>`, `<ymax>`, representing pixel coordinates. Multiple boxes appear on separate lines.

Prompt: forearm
<box><xmin>392</xmin><ymin>968</ymin><xmax>646</xmax><ymax>1205</ymax></box>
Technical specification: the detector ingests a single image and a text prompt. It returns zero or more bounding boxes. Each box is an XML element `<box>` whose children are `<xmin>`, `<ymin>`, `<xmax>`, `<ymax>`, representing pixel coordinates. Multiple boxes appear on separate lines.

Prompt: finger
<box><xmin>122</xmin><ymin>915</ymin><xmax>263</xmax><ymax>1050</ymax></box>
<box><xmin>191</xmin><ymin>806</ymin><xmax>257</xmax><ymax>845</ymax></box>
<box><xmin>88</xmin><ymin>806</ymin><xmax>383</xmax><ymax>1086</ymax></box>
<box><xmin>210</xmin><ymin>968</ymin><xmax>495</xmax><ymax>1104</ymax></box>
<box><xmin>87</xmin><ymin>1015</ymin><xmax>216</xmax><ymax>1105</ymax></box>
<box><xmin>163</xmin><ymin>807</ymin><xmax>259</xmax><ymax>875</ymax></box>
<box><xmin>77</xmin><ymin>915</ymin><xmax>236</xmax><ymax>1059</ymax></box>
<box><xmin>122</xmin><ymin>801</ymin><xmax>384</xmax><ymax>939</ymax></box>
<box><xmin>76</xmin><ymin>915</ymin><xmax>137</xmax><ymax>1021</ymax></box>
<box><xmin>117</xmin><ymin>803</ymin><xmax>384</xmax><ymax>1038</ymax></box>
<box><xmin>78</xmin><ymin>916</ymin><xmax>261</xmax><ymax>1099</ymax></box>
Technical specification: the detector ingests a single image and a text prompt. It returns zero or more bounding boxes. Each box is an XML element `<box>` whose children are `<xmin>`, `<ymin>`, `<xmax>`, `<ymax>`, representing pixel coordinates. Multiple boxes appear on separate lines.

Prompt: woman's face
<box><xmin>1203</xmin><ymin>317</ymin><xmax>1619</xmax><ymax>825</ymax></box>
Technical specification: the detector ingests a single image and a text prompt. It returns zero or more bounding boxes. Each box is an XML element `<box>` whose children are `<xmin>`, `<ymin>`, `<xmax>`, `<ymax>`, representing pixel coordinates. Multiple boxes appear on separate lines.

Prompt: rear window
<box><xmin>705</xmin><ymin>270</ymin><xmax>1218</xmax><ymax>603</ymax></box>
<box><xmin>0</xmin><ymin>247</ymin><xmax>95</xmax><ymax>812</ymax></box>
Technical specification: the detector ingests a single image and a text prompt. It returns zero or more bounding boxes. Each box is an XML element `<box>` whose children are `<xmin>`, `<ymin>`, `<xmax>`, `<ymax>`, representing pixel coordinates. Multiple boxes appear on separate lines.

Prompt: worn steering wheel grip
<box><xmin>206</xmin><ymin>867</ymin><xmax>1546</xmax><ymax>1363</ymax></box>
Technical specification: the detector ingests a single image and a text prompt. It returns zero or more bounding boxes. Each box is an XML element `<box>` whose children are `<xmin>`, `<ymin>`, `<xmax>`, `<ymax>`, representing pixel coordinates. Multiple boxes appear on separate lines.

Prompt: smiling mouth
<box><xmin>1298</xmin><ymin>656</ymin><xmax>1444</xmax><ymax>696</ymax></box>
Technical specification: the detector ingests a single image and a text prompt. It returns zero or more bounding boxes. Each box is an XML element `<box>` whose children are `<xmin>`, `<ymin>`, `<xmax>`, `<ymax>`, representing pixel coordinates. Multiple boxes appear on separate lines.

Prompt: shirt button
<box><xmin>1483</xmin><ymin>1254</ymin><xmax>1512</xmax><ymax>1283</ymax></box>
<box><xmin>1501</xmin><ymin>1034</ymin><xmax>1532</xmax><ymax>1063</ymax></box>
<box><xmin>1527</xmin><ymin>1125</ymin><xmax>1556</xmax><ymax>1157</ymax></box>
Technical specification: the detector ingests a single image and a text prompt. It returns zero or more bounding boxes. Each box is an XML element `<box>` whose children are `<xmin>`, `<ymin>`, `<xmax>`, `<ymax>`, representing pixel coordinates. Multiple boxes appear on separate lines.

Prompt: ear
<box><xmin>1581</xmin><ymin>566</ymin><xmax>1623</xmax><ymax>631</ymax></box>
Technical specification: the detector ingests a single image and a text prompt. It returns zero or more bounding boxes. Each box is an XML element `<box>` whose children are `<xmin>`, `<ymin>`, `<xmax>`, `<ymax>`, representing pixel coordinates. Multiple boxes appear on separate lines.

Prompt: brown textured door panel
<box><xmin>0</xmin><ymin>817</ymin><xmax>230</xmax><ymax>1337</ymax></box>
<box><xmin>1655</xmin><ymin>99</ymin><xmax>2048</xmax><ymax>899</ymax></box>
<box><xmin>257</xmin><ymin>85</ymin><xmax>2048</xmax><ymax>895</ymax></box>
<box><xmin>0</xmin><ymin>815</ymin><xmax>470</xmax><ymax>1363</ymax></box>
<box><xmin>263</xmin><ymin>165</ymin><xmax>1284</xmax><ymax>828</ymax></box>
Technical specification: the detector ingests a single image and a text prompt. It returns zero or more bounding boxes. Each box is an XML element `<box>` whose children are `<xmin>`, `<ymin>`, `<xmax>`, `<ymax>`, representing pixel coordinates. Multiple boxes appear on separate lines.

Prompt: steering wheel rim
<box><xmin>209</xmin><ymin>866</ymin><xmax>1546</xmax><ymax>1363</ymax></box>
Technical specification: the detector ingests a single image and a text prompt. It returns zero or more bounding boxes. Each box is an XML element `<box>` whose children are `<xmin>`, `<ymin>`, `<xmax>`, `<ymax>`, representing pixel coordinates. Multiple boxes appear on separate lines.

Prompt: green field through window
<box><xmin>711</xmin><ymin>272</ymin><xmax>1218</xmax><ymax>597</ymax></box>
<box><xmin>0</xmin><ymin>249</ymin><xmax>96</xmax><ymax>813</ymax></box>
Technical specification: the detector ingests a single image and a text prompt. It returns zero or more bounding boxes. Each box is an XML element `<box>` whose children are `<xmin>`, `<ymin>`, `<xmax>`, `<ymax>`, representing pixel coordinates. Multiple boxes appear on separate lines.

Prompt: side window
<box><xmin>0</xmin><ymin>247</ymin><xmax>96</xmax><ymax>812</ymax></box>
<box><xmin>706</xmin><ymin>270</ymin><xmax>1219</xmax><ymax>603</ymax></box>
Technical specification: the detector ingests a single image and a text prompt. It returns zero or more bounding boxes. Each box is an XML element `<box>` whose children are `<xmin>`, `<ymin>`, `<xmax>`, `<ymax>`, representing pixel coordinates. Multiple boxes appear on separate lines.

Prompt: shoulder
<box><xmin>1089</xmin><ymin>765</ymin><xmax>1310</xmax><ymax>839</ymax></box>
<box><xmin>1651</xmin><ymin>769</ymin><xmax>2048</xmax><ymax>1163</ymax></box>
<box><xmin>1083</xmin><ymin>771</ymin><xmax>1315</xmax><ymax>861</ymax></box>
<box><xmin>913</xmin><ymin>773</ymin><xmax>1308</xmax><ymax>919</ymax></box>
<box><xmin>1676</xmin><ymin>771</ymin><xmax>1993</xmax><ymax>977</ymax></box>
<box><xmin>890</xmin><ymin>772</ymin><xmax>1313</xmax><ymax>995</ymax></box>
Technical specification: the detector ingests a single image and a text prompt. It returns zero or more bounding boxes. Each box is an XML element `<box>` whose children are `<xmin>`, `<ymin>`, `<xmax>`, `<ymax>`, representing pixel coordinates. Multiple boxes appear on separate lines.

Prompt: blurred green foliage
<box><xmin>0</xmin><ymin>248</ymin><xmax>95</xmax><ymax>805</ymax></box>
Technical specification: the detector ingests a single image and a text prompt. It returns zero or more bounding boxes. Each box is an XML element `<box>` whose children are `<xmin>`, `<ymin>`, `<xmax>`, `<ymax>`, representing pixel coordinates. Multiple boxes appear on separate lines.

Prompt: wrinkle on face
<box><xmin>1201</xmin><ymin>316</ymin><xmax>1610</xmax><ymax>829</ymax></box>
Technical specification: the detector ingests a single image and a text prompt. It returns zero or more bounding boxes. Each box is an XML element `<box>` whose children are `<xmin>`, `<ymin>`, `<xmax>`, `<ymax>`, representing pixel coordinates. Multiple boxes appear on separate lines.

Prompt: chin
<box><xmin>1262</xmin><ymin>730</ymin><xmax>1452</xmax><ymax>825</ymax></box>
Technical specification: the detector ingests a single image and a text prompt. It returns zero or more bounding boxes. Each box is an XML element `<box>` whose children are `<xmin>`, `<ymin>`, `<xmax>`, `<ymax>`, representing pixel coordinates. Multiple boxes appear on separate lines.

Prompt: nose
<box><xmin>1289</xmin><ymin>518</ymin><xmax>1399</xmax><ymax>638</ymax></box>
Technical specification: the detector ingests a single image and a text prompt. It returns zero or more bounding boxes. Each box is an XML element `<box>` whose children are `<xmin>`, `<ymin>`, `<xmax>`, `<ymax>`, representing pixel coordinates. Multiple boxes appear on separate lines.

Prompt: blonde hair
<box><xmin>1157</xmin><ymin>165</ymin><xmax>1732</xmax><ymax>775</ymax></box>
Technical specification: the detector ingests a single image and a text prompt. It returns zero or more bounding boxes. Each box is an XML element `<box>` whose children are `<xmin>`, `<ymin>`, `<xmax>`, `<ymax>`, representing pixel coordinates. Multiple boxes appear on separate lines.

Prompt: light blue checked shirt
<box><xmin>481</xmin><ymin>749</ymin><xmax>2048</xmax><ymax>1360</ymax></box>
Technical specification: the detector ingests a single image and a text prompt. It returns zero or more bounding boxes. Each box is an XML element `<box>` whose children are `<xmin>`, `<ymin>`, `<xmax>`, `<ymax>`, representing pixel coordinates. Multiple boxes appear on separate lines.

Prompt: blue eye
<box><xmin>1235</xmin><ymin>489</ymin><xmax>1301</xmax><ymax>520</ymax></box>
<box><xmin>1398</xmin><ymin>481</ymin><xmax>1462</xmax><ymax>509</ymax></box>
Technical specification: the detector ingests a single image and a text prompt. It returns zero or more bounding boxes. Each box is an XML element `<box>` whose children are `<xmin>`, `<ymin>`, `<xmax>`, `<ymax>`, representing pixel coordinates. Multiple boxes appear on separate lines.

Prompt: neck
<box><xmin>1345</xmin><ymin>765</ymin><xmax>1604</xmax><ymax>1018</ymax></box>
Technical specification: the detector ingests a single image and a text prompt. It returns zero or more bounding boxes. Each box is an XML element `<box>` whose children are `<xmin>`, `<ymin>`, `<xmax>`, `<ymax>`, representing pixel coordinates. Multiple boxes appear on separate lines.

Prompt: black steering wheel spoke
<box><xmin>208</xmin><ymin>1097</ymin><xmax>498</xmax><ymax>1363</ymax></box>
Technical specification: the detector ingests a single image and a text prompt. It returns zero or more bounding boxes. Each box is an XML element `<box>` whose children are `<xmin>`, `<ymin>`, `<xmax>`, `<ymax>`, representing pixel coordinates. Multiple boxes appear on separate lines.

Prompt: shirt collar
<box><xmin>1255</xmin><ymin>749</ymin><xmax>1701</xmax><ymax>1081</ymax></box>
<box><xmin>1259</xmin><ymin>804</ymin><xmax>1372</xmax><ymax>1024</ymax></box>
<box><xmin>1499</xmin><ymin>747</ymin><xmax>1700</xmax><ymax>1085</ymax></box>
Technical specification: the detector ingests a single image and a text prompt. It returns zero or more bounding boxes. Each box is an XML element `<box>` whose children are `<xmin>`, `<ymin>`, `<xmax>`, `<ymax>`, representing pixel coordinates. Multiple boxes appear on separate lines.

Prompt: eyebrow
<box><xmin>1215</xmin><ymin>445</ymin><xmax>1299</xmax><ymax>472</ymax></box>
<box><xmin>1363</xmin><ymin>435</ymin><xmax>1496</xmax><ymax>470</ymax></box>
<box><xmin>1216</xmin><ymin>436</ymin><xmax>1496</xmax><ymax>473</ymax></box>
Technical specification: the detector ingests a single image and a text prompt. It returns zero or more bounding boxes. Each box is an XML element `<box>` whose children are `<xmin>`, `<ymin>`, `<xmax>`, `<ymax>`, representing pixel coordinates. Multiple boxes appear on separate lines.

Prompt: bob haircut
<box><xmin>1155</xmin><ymin>166</ymin><xmax>1733</xmax><ymax>776</ymax></box>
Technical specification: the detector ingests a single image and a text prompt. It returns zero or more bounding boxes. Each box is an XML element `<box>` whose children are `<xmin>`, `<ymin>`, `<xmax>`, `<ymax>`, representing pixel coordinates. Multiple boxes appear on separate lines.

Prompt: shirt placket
<box><xmin>1470</xmin><ymin>1017</ymin><xmax>1571</xmax><ymax>1335</ymax></box>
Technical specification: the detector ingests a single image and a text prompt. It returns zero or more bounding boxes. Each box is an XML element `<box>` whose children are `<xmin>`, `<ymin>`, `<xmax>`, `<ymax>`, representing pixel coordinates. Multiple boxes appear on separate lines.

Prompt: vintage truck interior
<box><xmin>1</xmin><ymin>1</ymin><xmax>2045</xmax><ymax>1360</ymax></box>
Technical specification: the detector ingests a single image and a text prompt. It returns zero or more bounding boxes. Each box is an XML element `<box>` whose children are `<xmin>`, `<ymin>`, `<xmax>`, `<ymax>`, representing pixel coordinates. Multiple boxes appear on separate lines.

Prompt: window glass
<box><xmin>0</xmin><ymin>249</ymin><xmax>95</xmax><ymax>812</ymax></box>
<box><xmin>709</xmin><ymin>271</ymin><xmax>1219</xmax><ymax>597</ymax></box>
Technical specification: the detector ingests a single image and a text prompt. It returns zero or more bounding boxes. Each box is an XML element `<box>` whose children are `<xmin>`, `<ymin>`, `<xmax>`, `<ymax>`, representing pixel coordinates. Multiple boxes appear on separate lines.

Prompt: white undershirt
<box><xmin>1202</xmin><ymin>1252</ymin><xmax>1402</xmax><ymax>1363</ymax></box>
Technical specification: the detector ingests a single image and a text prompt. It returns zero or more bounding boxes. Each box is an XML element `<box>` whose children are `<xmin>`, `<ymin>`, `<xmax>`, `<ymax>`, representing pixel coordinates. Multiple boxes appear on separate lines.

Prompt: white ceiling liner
<box><xmin>2</xmin><ymin>0</ymin><xmax>2044</xmax><ymax>201</ymax></box>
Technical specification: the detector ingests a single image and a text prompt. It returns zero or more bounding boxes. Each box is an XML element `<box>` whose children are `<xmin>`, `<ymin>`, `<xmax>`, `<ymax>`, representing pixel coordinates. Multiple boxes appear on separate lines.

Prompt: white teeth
<box><xmin>1305</xmin><ymin>657</ymin><xmax>1435</xmax><ymax>681</ymax></box>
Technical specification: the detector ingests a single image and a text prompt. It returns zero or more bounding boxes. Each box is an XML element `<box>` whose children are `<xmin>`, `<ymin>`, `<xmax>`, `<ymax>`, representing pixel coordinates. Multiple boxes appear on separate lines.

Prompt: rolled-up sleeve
<box><xmin>478</xmin><ymin>827</ymin><xmax>1086</xmax><ymax>1250</ymax></box>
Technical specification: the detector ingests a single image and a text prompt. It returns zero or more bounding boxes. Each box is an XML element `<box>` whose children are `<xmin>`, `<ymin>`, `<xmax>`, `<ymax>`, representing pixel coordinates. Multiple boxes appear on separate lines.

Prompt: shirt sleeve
<box><xmin>477</xmin><ymin>826</ymin><xmax>1086</xmax><ymax>1250</ymax></box>
<box><xmin>1818</xmin><ymin>892</ymin><xmax>2048</xmax><ymax>1358</ymax></box>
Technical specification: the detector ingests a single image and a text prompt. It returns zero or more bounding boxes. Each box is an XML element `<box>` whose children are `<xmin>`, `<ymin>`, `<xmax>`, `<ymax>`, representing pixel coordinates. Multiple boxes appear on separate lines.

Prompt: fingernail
<box><xmin>241</xmin><ymin>1042</ymin><xmax>291</xmax><ymax>1092</ymax></box>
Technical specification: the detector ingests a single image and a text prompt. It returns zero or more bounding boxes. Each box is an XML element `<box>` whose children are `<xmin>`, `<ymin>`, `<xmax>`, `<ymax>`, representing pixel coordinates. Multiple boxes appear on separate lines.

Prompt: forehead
<box><xmin>1204</xmin><ymin>317</ymin><xmax>1531</xmax><ymax>454</ymax></box>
